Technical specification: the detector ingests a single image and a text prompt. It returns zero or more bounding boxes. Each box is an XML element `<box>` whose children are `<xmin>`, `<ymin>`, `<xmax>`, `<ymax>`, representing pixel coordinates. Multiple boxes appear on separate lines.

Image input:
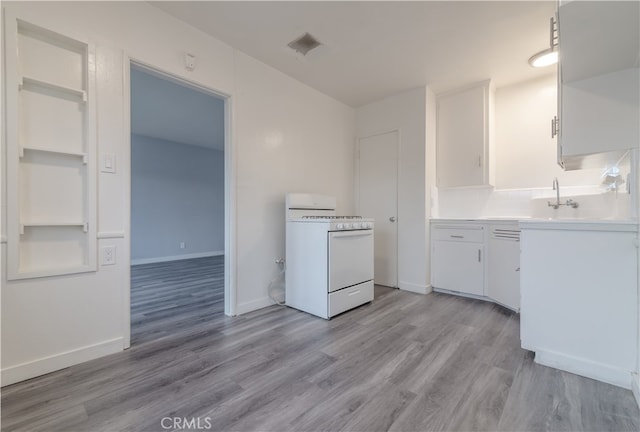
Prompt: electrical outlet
<box><xmin>101</xmin><ymin>245</ymin><xmax>116</xmax><ymax>266</ymax></box>
<box><xmin>180</xmin><ymin>242</ymin><xmax>186</xmax><ymax>249</ymax></box>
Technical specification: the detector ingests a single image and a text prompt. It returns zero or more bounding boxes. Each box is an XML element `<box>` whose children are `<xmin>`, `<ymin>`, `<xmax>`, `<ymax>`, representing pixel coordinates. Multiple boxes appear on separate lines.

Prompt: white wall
<box><xmin>233</xmin><ymin>51</ymin><xmax>355</xmax><ymax>313</ymax></box>
<box><xmin>1</xmin><ymin>1</ymin><xmax>355</xmax><ymax>384</ymax></box>
<box><xmin>131</xmin><ymin>135</ymin><xmax>224</xmax><ymax>263</ymax></box>
<box><xmin>636</xmin><ymin>150</ymin><xmax>640</xmax><ymax>406</ymax></box>
<box><xmin>356</xmin><ymin>87</ymin><xmax>432</xmax><ymax>294</ymax></box>
<box><xmin>426</xmin><ymin>87</ymin><xmax>437</xmax><ymax>281</ymax></box>
<box><xmin>435</xmin><ymin>74</ymin><xmax>632</xmax><ymax>219</ymax></box>
<box><xmin>495</xmin><ymin>74</ymin><xmax>602</xmax><ymax>189</ymax></box>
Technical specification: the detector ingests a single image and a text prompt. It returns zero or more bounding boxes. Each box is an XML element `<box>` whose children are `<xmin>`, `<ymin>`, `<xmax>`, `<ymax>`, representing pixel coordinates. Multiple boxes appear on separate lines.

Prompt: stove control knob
<box><xmin>344</xmin><ymin>223</ymin><xmax>352</xmax><ymax>229</ymax></box>
<box><xmin>336</xmin><ymin>223</ymin><xmax>344</xmax><ymax>229</ymax></box>
<box><xmin>368</xmin><ymin>223</ymin><xmax>373</xmax><ymax>229</ymax></box>
<box><xmin>357</xmin><ymin>223</ymin><xmax>364</xmax><ymax>229</ymax></box>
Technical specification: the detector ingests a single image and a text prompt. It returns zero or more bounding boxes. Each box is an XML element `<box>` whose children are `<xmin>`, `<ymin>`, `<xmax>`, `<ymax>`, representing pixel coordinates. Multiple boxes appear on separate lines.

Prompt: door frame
<box><xmin>123</xmin><ymin>57</ymin><xmax>237</xmax><ymax>348</ymax></box>
<box><xmin>355</xmin><ymin>129</ymin><xmax>400</xmax><ymax>288</ymax></box>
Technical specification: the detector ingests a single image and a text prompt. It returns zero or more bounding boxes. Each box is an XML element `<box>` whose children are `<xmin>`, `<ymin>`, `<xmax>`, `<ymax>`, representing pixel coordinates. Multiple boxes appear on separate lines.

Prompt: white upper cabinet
<box><xmin>436</xmin><ymin>80</ymin><xmax>494</xmax><ymax>188</ymax></box>
<box><xmin>559</xmin><ymin>0</ymin><xmax>639</xmax><ymax>83</ymax></box>
<box><xmin>557</xmin><ymin>1</ymin><xmax>639</xmax><ymax>170</ymax></box>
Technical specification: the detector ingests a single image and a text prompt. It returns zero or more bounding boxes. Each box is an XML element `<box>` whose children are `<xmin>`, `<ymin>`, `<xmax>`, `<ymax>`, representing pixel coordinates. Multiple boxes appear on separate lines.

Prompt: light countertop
<box><xmin>518</xmin><ymin>218</ymin><xmax>638</xmax><ymax>232</ymax></box>
<box><xmin>430</xmin><ymin>217</ymin><xmax>639</xmax><ymax>232</ymax></box>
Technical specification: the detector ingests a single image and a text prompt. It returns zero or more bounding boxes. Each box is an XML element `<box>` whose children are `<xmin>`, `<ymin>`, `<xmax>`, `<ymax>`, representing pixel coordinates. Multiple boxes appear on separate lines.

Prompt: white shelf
<box><xmin>20</xmin><ymin>146</ymin><xmax>87</xmax><ymax>163</ymax></box>
<box><xmin>19</xmin><ymin>75</ymin><xmax>86</xmax><ymax>101</ymax></box>
<box><xmin>12</xmin><ymin>265</ymin><xmax>93</xmax><ymax>281</ymax></box>
<box><xmin>20</xmin><ymin>222</ymin><xmax>88</xmax><ymax>234</ymax></box>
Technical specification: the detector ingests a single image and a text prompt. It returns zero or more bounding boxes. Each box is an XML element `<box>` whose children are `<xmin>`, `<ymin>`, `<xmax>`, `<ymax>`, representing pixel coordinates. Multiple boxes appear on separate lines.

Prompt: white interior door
<box><xmin>358</xmin><ymin>131</ymin><xmax>398</xmax><ymax>288</ymax></box>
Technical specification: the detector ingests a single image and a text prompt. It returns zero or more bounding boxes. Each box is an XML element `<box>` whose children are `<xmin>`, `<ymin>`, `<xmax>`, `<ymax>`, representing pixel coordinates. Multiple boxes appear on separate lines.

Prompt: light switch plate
<box><xmin>101</xmin><ymin>245</ymin><xmax>116</xmax><ymax>265</ymax></box>
<box><xmin>101</xmin><ymin>153</ymin><xmax>116</xmax><ymax>173</ymax></box>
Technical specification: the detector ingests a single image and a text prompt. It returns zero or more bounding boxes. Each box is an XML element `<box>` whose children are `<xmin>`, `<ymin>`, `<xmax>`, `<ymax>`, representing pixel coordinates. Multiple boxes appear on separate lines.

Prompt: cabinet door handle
<box><xmin>478</xmin><ymin>249</ymin><xmax>481</xmax><ymax>262</ymax></box>
<box><xmin>551</xmin><ymin>116</ymin><xmax>560</xmax><ymax>138</ymax></box>
<box><xmin>450</xmin><ymin>235</ymin><xmax>464</xmax><ymax>239</ymax></box>
<box><xmin>550</xmin><ymin>16</ymin><xmax>558</xmax><ymax>48</ymax></box>
<box><xmin>477</xmin><ymin>154</ymin><xmax>482</xmax><ymax>167</ymax></box>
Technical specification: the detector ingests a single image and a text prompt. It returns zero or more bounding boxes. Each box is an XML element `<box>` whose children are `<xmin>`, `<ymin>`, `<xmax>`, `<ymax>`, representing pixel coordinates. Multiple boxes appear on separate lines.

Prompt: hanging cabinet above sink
<box><xmin>556</xmin><ymin>0</ymin><xmax>639</xmax><ymax>170</ymax></box>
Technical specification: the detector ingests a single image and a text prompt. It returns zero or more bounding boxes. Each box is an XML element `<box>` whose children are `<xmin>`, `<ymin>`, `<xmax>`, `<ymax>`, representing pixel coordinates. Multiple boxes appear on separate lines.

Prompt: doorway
<box><xmin>128</xmin><ymin>63</ymin><xmax>228</xmax><ymax>345</ymax></box>
<box><xmin>357</xmin><ymin>130</ymin><xmax>399</xmax><ymax>288</ymax></box>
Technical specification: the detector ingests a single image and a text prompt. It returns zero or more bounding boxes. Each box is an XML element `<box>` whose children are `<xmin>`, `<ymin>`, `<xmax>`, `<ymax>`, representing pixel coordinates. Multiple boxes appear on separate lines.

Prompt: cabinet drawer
<box><xmin>328</xmin><ymin>280</ymin><xmax>373</xmax><ymax>317</ymax></box>
<box><xmin>432</xmin><ymin>226</ymin><xmax>484</xmax><ymax>243</ymax></box>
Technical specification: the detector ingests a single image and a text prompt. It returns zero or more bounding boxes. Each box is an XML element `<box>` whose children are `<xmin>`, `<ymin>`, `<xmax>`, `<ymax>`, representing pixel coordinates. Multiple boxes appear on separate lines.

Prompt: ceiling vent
<box><xmin>287</xmin><ymin>33</ymin><xmax>322</xmax><ymax>56</ymax></box>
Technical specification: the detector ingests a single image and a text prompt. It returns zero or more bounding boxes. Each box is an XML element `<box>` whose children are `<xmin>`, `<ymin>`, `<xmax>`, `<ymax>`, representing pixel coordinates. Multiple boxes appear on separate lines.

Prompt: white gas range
<box><xmin>285</xmin><ymin>193</ymin><xmax>375</xmax><ymax>319</ymax></box>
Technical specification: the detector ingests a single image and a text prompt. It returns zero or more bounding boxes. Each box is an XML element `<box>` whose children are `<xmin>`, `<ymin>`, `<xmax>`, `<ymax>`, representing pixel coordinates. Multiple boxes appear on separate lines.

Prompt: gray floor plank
<box><xmin>1</xmin><ymin>258</ymin><xmax>638</xmax><ymax>432</ymax></box>
<box><xmin>446</xmin><ymin>366</ymin><xmax>514</xmax><ymax>432</ymax></box>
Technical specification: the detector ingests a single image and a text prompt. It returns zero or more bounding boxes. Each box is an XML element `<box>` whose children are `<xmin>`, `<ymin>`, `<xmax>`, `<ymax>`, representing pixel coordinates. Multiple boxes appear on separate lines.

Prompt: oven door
<box><xmin>328</xmin><ymin>230</ymin><xmax>374</xmax><ymax>292</ymax></box>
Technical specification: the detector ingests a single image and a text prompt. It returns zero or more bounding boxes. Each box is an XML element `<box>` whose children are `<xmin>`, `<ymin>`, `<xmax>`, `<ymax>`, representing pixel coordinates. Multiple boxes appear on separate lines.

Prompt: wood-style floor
<box><xmin>130</xmin><ymin>256</ymin><xmax>225</xmax><ymax>345</ymax></box>
<box><xmin>1</xmin><ymin>256</ymin><xmax>639</xmax><ymax>432</ymax></box>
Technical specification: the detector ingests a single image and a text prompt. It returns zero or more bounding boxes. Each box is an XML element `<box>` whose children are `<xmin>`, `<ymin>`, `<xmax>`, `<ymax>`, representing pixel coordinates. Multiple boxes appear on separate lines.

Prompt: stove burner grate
<box><xmin>301</xmin><ymin>216</ymin><xmax>363</xmax><ymax>220</ymax></box>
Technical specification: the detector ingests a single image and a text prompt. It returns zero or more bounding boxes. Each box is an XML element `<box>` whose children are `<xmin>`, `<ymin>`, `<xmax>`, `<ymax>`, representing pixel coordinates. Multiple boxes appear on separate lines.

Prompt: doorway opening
<box><xmin>128</xmin><ymin>63</ymin><xmax>228</xmax><ymax>346</ymax></box>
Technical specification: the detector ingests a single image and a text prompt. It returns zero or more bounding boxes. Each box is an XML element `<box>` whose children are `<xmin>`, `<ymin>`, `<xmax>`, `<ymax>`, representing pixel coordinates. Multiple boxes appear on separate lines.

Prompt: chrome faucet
<box><xmin>566</xmin><ymin>198</ymin><xmax>579</xmax><ymax>209</ymax></box>
<box><xmin>548</xmin><ymin>177</ymin><xmax>579</xmax><ymax>209</ymax></box>
<box><xmin>548</xmin><ymin>177</ymin><xmax>561</xmax><ymax>209</ymax></box>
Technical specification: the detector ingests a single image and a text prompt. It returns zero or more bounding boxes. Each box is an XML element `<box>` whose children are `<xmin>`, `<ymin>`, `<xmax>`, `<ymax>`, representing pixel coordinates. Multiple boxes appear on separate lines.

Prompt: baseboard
<box><xmin>131</xmin><ymin>251</ymin><xmax>223</xmax><ymax>266</ymax></box>
<box><xmin>1</xmin><ymin>337</ymin><xmax>124</xmax><ymax>387</ymax></box>
<box><xmin>433</xmin><ymin>288</ymin><xmax>519</xmax><ymax>312</ymax></box>
<box><xmin>399</xmin><ymin>281</ymin><xmax>431</xmax><ymax>295</ymax></box>
<box><xmin>632</xmin><ymin>373</ymin><xmax>640</xmax><ymax>410</ymax></box>
<box><xmin>236</xmin><ymin>297</ymin><xmax>274</xmax><ymax>315</ymax></box>
<box><xmin>534</xmin><ymin>349</ymin><xmax>632</xmax><ymax>390</ymax></box>
<box><xmin>433</xmin><ymin>287</ymin><xmax>486</xmax><ymax>301</ymax></box>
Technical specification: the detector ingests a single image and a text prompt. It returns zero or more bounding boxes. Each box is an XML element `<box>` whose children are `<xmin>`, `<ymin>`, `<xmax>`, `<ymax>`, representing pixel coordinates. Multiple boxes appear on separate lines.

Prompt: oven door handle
<box><xmin>331</xmin><ymin>230</ymin><xmax>373</xmax><ymax>238</ymax></box>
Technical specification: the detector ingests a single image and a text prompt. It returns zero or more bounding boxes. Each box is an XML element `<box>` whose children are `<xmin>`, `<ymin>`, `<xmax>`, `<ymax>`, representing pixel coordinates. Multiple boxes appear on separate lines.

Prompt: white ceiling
<box><xmin>152</xmin><ymin>1</ymin><xmax>557</xmax><ymax>107</ymax></box>
<box><xmin>130</xmin><ymin>66</ymin><xmax>225</xmax><ymax>150</ymax></box>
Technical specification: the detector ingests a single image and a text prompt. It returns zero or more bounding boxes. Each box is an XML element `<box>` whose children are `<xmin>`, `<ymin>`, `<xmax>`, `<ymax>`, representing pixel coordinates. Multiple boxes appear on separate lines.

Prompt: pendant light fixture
<box><xmin>528</xmin><ymin>47</ymin><xmax>558</xmax><ymax>68</ymax></box>
<box><xmin>530</xmin><ymin>16</ymin><xmax>559</xmax><ymax>68</ymax></box>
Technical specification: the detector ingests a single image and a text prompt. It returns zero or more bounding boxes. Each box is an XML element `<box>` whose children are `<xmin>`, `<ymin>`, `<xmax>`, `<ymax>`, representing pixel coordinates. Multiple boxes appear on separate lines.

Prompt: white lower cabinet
<box><xmin>519</xmin><ymin>221</ymin><xmax>638</xmax><ymax>388</ymax></box>
<box><xmin>487</xmin><ymin>224</ymin><xmax>521</xmax><ymax>310</ymax></box>
<box><xmin>431</xmin><ymin>226</ymin><xmax>484</xmax><ymax>296</ymax></box>
<box><xmin>431</xmin><ymin>220</ymin><xmax>520</xmax><ymax>311</ymax></box>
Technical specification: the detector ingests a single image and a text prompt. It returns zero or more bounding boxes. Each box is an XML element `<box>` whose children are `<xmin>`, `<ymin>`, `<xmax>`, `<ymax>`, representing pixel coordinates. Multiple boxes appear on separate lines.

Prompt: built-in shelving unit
<box><xmin>5</xmin><ymin>15</ymin><xmax>96</xmax><ymax>280</ymax></box>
